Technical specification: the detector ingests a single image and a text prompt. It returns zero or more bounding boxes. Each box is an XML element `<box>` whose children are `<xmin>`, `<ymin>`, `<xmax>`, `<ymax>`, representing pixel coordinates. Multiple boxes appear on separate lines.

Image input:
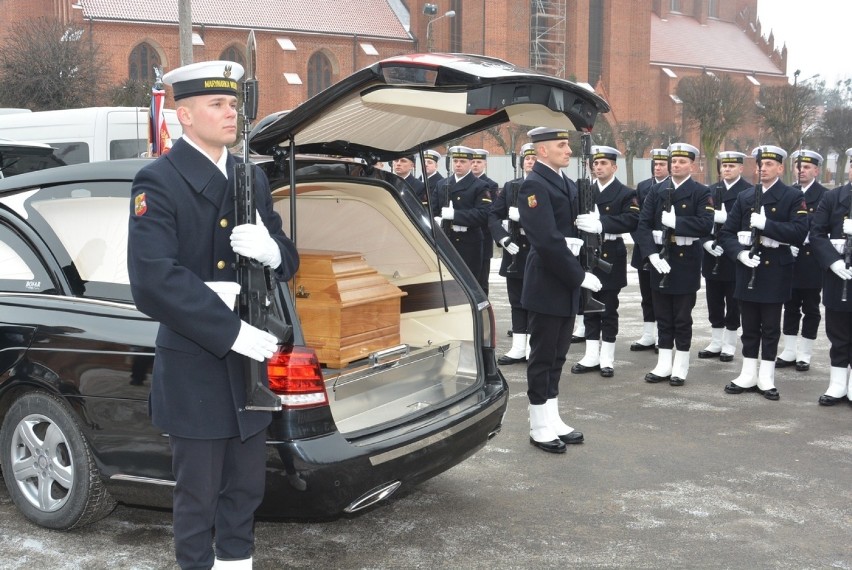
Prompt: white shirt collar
<box><xmin>597</xmin><ymin>176</ymin><xmax>614</xmax><ymax>191</ymax></box>
<box><xmin>800</xmin><ymin>180</ymin><xmax>814</xmax><ymax>193</ymax></box>
<box><xmin>672</xmin><ymin>174</ymin><xmax>691</xmax><ymax>190</ymax></box>
<box><xmin>182</xmin><ymin>135</ymin><xmax>229</xmax><ymax>178</ymax></box>
<box><xmin>724</xmin><ymin>176</ymin><xmax>741</xmax><ymax>190</ymax></box>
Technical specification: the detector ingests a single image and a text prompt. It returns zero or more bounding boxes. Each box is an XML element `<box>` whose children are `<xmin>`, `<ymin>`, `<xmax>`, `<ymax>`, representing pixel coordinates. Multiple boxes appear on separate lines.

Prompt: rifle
<box><xmin>747</xmin><ymin>148</ymin><xmax>764</xmax><ymax>290</ymax></box>
<box><xmin>235</xmin><ymin>30</ymin><xmax>292</xmax><ymax>411</ymax></box>
<box><xmin>577</xmin><ymin>133</ymin><xmax>612</xmax><ymax>313</ymax></box>
<box><xmin>505</xmin><ymin>150</ymin><xmax>522</xmax><ymax>275</ymax></box>
<box><xmin>658</xmin><ymin>150</ymin><xmax>675</xmax><ymax>289</ymax></box>
<box><xmin>710</xmin><ymin>158</ymin><xmax>724</xmax><ymax>276</ymax></box>
<box><xmin>844</xmin><ymin>185</ymin><xmax>852</xmax><ymax>302</ymax></box>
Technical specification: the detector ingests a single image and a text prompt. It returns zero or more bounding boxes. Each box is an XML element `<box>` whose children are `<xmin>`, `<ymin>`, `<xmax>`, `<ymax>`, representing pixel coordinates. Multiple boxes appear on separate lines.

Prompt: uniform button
<box><xmin>217</xmin><ymin>260</ymin><xmax>226</xmax><ymax>270</ymax></box>
<box><xmin>764</xmin><ymin>260</ymin><xmax>770</xmax><ymax>265</ymax></box>
<box><xmin>681</xmin><ymin>204</ymin><xmax>687</xmax><ymax>209</ymax></box>
<box><xmin>679</xmin><ymin>252</ymin><xmax>684</xmax><ymax>257</ymax></box>
<box><xmin>605</xmin><ymin>206</ymin><xmax>610</xmax><ymax>211</ymax></box>
<box><xmin>603</xmin><ymin>253</ymin><xmax>608</xmax><ymax>258</ymax></box>
<box><xmin>220</xmin><ymin>218</ymin><xmax>228</xmax><ymax>228</ymax></box>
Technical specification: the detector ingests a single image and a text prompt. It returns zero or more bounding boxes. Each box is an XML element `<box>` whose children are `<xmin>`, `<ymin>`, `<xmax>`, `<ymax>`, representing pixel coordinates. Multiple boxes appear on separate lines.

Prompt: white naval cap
<box><xmin>591</xmin><ymin>145</ymin><xmax>621</xmax><ymax>161</ymax></box>
<box><xmin>668</xmin><ymin>142</ymin><xmax>699</xmax><ymax>161</ymax></box>
<box><xmin>790</xmin><ymin>149</ymin><xmax>823</xmax><ymax>166</ymax></box>
<box><xmin>471</xmin><ymin>148</ymin><xmax>489</xmax><ymax>160</ymax></box>
<box><xmin>423</xmin><ymin>149</ymin><xmax>441</xmax><ymax>162</ymax></box>
<box><xmin>163</xmin><ymin>60</ymin><xmax>244</xmax><ymax>100</ymax></box>
<box><xmin>520</xmin><ymin>142</ymin><xmax>536</xmax><ymax>157</ymax></box>
<box><xmin>752</xmin><ymin>145</ymin><xmax>787</xmax><ymax>163</ymax></box>
<box><xmin>717</xmin><ymin>151</ymin><xmax>748</xmax><ymax>164</ymax></box>
<box><xmin>448</xmin><ymin>145</ymin><xmax>475</xmax><ymax>159</ymax></box>
<box><xmin>650</xmin><ymin>148</ymin><xmax>669</xmax><ymax>160</ymax></box>
<box><xmin>527</xmin><ymin>126</ymin><xmax>571</xmax><ymax>143</ymax></box>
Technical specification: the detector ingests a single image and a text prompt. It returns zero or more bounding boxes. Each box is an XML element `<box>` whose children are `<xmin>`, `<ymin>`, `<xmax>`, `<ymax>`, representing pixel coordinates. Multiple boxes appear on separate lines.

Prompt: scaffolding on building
<box><xmin>530</xmin><ymin>0</ymin><xmax>567</xmax><ymax>78</ymax></box>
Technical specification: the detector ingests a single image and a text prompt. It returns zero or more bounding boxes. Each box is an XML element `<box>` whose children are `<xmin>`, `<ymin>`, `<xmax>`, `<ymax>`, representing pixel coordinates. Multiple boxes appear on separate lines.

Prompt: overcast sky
<box><xmin>756</xmin><ymin>0</ymin><xmax>849</xmax><ymax>86</ymax></box>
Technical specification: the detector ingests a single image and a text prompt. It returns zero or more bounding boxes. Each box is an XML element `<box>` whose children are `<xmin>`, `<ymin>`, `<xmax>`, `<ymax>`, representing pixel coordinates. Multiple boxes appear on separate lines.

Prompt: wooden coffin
<box><xmin>292</xmin><ymin>250</ymin><xmax>406</xmax><ymax>368</ymax></box>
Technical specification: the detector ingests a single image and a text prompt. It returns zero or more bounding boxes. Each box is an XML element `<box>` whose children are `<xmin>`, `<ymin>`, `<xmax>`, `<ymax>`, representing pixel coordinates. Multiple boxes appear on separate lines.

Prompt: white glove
<box><xmin>434</xmin><ymin>216</ymin><xmax>443</xmax><ymax>225</ymax></box>
<box><xmin>790</xmin><ymin>245</ymin><xmax>799</xmax><ymax>257</ymax></box>
<box><xmin>576</xmin><ymin>213</ymin><xmax>603</xmax><ymax>234</ymax></box>
<box><xmin>844</xmin><ymin>219</ymin><xmax>852</xmax><ymax>236</ymax></box>
<box><xmin>830</xmin><ymin>259</ymin><xmax>852</xmax><ymax>280</ymax></box>
<box><xmin>441</xmin><ymin>205</ymin><xmax>455</xmax><ymax>220</ymax></box>
<box><xmin>737</xmin><ymin>250</ymin><xmax>761</xmax><ymax>268</ymax></box>
<box><xmin>703</xmin><ymin>241</ymin><xmax>723</xmax><ymax>257</ymax></box>
<box><xmin>508</xmin><ymin>206</ymin><xmax>520</xmax><ymax>222</ymax></box>
<box><xmin>499</xmin><ymin>237</ymin><xmax>520</xmax><ymax>255</ymax></box>
<box><xmin>231</xmin><ymin>320</ymin><xmax>278</xmax><ymax>362</ymax></box>
<box><xmin>230</xmin><ymin>223</ymin><xmax>282</xmax><ymax>268</ymax></box>
<box><xmin>750</xmin><ymin>207</ymin><xmax>767</xmax><ymax>230</ymax></box>
<box><xmin>661</xmin><ymin>207</ymin><xmax>676</xmax><ymax>229</ymax></box>
<box><xmin>713</xmin><ymin>208</ymin><xmax>727</xmax><ymax>224</ymax></box>
<box><xmin>648</xmin><ymin>253</ymin><xmax>671</xmax><ymax>274</ymax></box>
<box><xmin>580</xmin><ymin>272</ymin><xmax>602</xmax><ymax>292</ymax></box>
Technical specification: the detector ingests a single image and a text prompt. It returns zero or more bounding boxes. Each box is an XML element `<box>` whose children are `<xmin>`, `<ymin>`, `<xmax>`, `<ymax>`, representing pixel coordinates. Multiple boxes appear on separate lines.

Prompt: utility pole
<box><xmin>179</xmin><ymin>0</ymin><xmax>193</xmax><ymax>66</ymax></box>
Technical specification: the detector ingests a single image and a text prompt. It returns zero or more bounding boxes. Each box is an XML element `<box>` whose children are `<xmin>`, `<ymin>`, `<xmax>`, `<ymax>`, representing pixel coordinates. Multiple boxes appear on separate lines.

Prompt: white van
<box><xmin>0</xmin><ymin>107</ymin><xmax>182</xmax><ymax>165</ymax></box>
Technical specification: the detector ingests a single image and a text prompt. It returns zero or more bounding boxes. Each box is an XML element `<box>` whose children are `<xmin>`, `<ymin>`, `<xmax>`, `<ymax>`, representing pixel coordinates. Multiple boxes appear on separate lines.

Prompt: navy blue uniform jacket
<box><xmin>629</xmin><ymin>176</ymin><xmax>666</xmax><ymax>270</ymax></box>
<box><xmin>810</xmin><ymin>184</ymin><xmax>852</xmax><ymax>311</ymax></box>
<box><xmin>635</xmin><ymin>177</ymin><xmax>714</xmax><ymax>295</ymax></box>
<box><xmin>791</xmin><ymin>181</ymin><xmax>828</xmax><ymax>289</ymax></box>
<box><xmin>518</xmin><ymin>161</ymin><xmax>585</xmax><ymax>317</ymax></box>
<box><xmin>717</xmin><ymin>179</ymin><xmax>808</xmax><ymax>304</ymax></box>
<box><xmin>430</xmin><ymin>172</ymin><xmax>491</xmax><ymax>240</ymax></box>
<box><xmin>701</xmin><ymin>177</ymin><xmax>752</xmax><ymax>281</ymax></box>
<box><xmin>595</xmin><ymin>178</ymin><xmax>639</xmax><ymax>290</ymax></box>
<box><xmin>127</xmin><ymin>138</ymin><xmax>299</xmax><ymax>440</ymax></box>
<box><xmin>488</xmin><ymin>176</ymin><xmax>529</xmax><ymax>278</ymax></box>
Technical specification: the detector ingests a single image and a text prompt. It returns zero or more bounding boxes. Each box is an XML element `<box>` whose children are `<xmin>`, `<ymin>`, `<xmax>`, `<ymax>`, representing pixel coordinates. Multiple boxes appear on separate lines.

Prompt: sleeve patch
<box><xmin>527</xmin><ymin>195</ymin><xmax>538</xmax><ymax>208</ymax></box>
<box><xmin>134</xmin><ymin>193</ymin><xmax>148</xmax><ymax>216</ymax></box>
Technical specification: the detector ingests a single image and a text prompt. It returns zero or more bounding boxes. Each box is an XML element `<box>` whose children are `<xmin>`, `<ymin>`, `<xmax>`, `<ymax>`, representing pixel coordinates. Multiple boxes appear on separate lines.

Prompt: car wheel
<box><xmin>0</xmin><ymin>391</ymin><xmax>116</xmax><ymax>529</ymax></box>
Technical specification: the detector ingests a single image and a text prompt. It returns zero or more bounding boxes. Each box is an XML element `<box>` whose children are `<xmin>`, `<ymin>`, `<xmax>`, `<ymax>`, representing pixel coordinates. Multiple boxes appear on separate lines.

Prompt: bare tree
<box><xmin>618</xmin><ymin>121</ymin><xmax>653</xmax><ymax>187</ymax></box>
<box><xmin>106</xmin><ymin>78</ymin><xmax>152</xmax><ymax>108</ymax></box>
<box><xmin>677</xmin><ymin>74</ymin><xmax>753</xmax><ymax>171</ymax></box>
<box><xmin>0</xmin><ymin>17</ymin><xmax>106</xmax><ymax>110</ymax></box>
<box><xmin>814</xmin><ymin>106</ymin><xmax>852</xmax><ymax>186</ymax></box>
<box><xmin>755</xmin><ymin>83</ymin><xmax>820</xmax><ymax>182</ymax></box>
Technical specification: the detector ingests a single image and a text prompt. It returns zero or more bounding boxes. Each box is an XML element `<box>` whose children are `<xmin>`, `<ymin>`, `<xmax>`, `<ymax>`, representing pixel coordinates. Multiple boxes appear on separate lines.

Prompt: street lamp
<box><xmin>426</xmin><ymin>8</ymin><xmax>456</xmax><ymax>52</ymax></box>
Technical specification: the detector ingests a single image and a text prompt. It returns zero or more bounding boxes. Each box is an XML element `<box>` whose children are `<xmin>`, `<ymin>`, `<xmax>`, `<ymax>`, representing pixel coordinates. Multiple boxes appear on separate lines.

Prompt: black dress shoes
<box><xmin>497</xmin><ymin>354</ymin><xmax>526</xmax><ymax>365</ymax></box>
<box><xmin>669</xmin><ymin>376</ymin><xmax>685</xmax><ymax>386</ymax></box>
<box><xmin>818</xmin><ymin>394</ymin><xmax>845</xmax><ymax>406</ymax></box>
<box><xmin>795</xmin><ymin>361</ymin><xmax>810</xmax><ymax>372</ymax></box>
<box><xmin>762</xmin><ymin>388</ymin><xmax>780</xmax><ymax>401</ymax></box>
<box><xmin>630</xmin><ymin>341</ymin><xmax>655</xmax><ymax>352</ymax></box>
<box><xmin>571</xmin><ymin>335</ymin><xmax>586</xmax><ymax>343</ymax></box>
<box><xmin>697</xmin><ymin>349</ymin><xmax>721</xmax><ymax>359</ymax></box>
<box><xmin>724</xmin><ymin>382</ymin><xmax>759</xmax><ymax>394</ymax></box>
<box><xmin>645</xmin><ymin>372</ymin><xmax>670</xmax><ymax>383</ymax></box>
<box><xmin>558</xmin><ymin>431</ymin><xmax>584</xmax><ymax>444</ymax></box>
<box><xmin>529</xmin><ymin>437</ymin><xmax>567</xmax><ymax>453</ymax></box>
<box><xmin>775</xmin><ymin>357</ymin><xmax>795</xmax><ymax>368</ymax></box>
<box><xmin>571</xmin><ymin>362</ymin><xmax>600</xmax><ymax>374</ymax></box>
<box><xmin>507</xmin><ymin>329</ymin><xmax>513</xmax><ymax>337</ymax></box>
<box><xmin>600</xmin><ymin>367</ymin><xmax>614</xmax><ymax>378</ymax></box>
<box><xmin>719</xmin><ymin>353</ymin><xmax>734</xmax><ymax>363</ymax></box>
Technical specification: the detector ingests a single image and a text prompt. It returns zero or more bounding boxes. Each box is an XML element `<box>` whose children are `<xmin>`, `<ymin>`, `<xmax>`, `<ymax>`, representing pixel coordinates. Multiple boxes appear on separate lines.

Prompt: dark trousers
<box><xmin>638</xmin><ymin>269</ymin><xmax>655</xmax><ymax>322</ymax></box>
<box><xmin>651</xmin><ymin>290</ymin><xmax>696</xmax><ymax>351</ymax></box>
<box><xmin>583</xmin><ymin>288</ymin><xmax>621</xmax><ymax>342</ymax></box>
<box><xmin>705</xmin><ymin>278</ymin><xmax>740</xmax><ymax>330</ymax></box>
<box><xmin>170</xmin><ymin>431</ymin><xmax>267</xmax><ymax>570</ymax></box>
<box><xmin>527</xmin><ymin>311</ymin><xmax>575</xmax><ymax>405</ymax></box>
<box><xmin>782</xmin><ymin>287</ymin><xmax>822</xmax><ymax>339</ymax></box>
<box><xmin>825</xmin><ymin>310</ymin><xmax>852</xmax><ymax>367</ymax></box>
<box><xmin>739</xmin><ymin>300</ymin><xmax>782</xmax><ymax>361</ymax></box>
<box><xmin>506</xmin><ymin>277</ymin><xmax>528</xmax><ymax>333</ymax></box>
<box><xmin>451</xmin><ymin>236</ymin><xmax>483</xmax><ymax>287</ymax></box>
<box><xmin>478</xmin><ymin>238</ymin><xmax>491</xmax><ymax>294</ymax></box>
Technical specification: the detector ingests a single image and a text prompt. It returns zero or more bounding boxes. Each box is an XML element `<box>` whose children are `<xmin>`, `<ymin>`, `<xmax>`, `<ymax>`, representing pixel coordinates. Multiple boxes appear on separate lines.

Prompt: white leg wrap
<box><xmin>732</xmin><ymin>358</ymin><xmax>759</xmax><ymax>388</ymax></box>
<box><xmin>703</xmin><ymin>328</ymin><xmax>723</xmax><ymax>352</ymax></box>
<box><xmin>529</xmin><ymin>404</ymin><xmax>558</xmax><ymax>442</ymax></box>
<box><xmin>672</xmin><ymin>349</ymin><xmax>690</xmax><ymax>379</ymax></box>
<box><xmin>577</xmin><ymin>339</ymin><xmax>600</xmax><ymax>367</ymax></box>
<box><xmin>649</xmin><ymin>348</ymin><xmax>673</xmax><ymax>377</ymax></box>
<box><xmin>504</xmin><ymin>333</ymin><xmax>527</xmax><ymax>358</ymax></box>
<box><xmin>544</xmin><ymin>398</ymin><xmax>574</xmax><ymax>436</ymax></box>
<box><xmin>757</xmin><ymin>359</ymin><xmax>776</xmax><ymax>391</ymax></box>
<box><xmin>796</xmin><ymin>337</ymin><xmax>814</xmax><ymax>364</ymax></box>
<box><xmin>721</xmin><ymin>328</ymin><xmax>738</xmax><ymax>356</ymax></box>
<box><xmin>778</xmin><ymin>334</ymin><xmax>798</xmax><ymax>361</ymax></box>
<box><xmin>826</xmin><ymin>367</ymin><xmax>849</xmax><ymax>398</ymax></box>
<box><xmin>599</xmin><ymin>341</ymin><xmax>616</xmax><ymax>368</ymax></box>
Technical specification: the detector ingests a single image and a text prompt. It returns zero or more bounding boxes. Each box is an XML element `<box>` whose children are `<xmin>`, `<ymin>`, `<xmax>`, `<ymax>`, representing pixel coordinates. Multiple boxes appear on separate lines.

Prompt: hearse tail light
<box><xmin>479</xmin><ymin>302</ymin><xmax>496</xmax><ymax>349</ymax></box>
<box><xmin>267</xmin><ymin>346</ymin><xmax>329</xmax><ymax>408</ymax></box>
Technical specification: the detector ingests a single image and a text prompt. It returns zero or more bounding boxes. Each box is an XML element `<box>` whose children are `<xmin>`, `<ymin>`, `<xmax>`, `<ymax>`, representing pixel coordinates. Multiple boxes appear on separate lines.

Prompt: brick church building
<box><xmin>1</xmin><ymin>0</ymin><xmax>789</xmax><ymax>168</ymax></box>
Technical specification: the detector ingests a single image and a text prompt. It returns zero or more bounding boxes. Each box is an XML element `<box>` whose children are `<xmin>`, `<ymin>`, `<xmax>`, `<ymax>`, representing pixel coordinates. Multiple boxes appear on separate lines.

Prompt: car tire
<box><xmin>0</xmin><ymin>391</ymin><xmax>116</xmax><ymax>529</ymax></box>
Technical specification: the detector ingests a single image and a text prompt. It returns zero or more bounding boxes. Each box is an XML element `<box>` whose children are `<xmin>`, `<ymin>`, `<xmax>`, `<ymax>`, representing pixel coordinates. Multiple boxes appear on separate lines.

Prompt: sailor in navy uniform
<box><xmin>519</xmin><ymin>127</ymin><xmax>601</xmax><ymax>454</ymax></box>
<box><xmin>698</xmin><ymin>151</ymin><xmax>751</xmax><ymax>362</ymax></box>
<box><xmin>571</xmin><ymin>145</ymin><xmax>639</xmax><ymax>377</ymax></box>
<box><xmin>718</xmin><ymin>146</ymin><xmax>808</xmax><ymax>401</ymax></box>
<box><xmin>431</xmin><ymin>146</ymin><xmax>491</xmax><ymax>281</ymax></box>
<box><xmin>127</xmin><ymin>61</ymin><xmax>299</xmax><ymax>569</ymax></box>
<box><xmin>489</xmin><ymin>142</ymin><xmax>536</xmax><ymax>364</ymax></box>
<box><xmin>392</xmin><ymin>154</ymin><xmax>427</xmax><ymax>206</ymax></box>
<box><xmin>423</xmin><ymin>149</ymin><xmax>444</xmax><ymax>191</ymax></box>
<box><xmin>635</xmin><ymin>143</ymin><xmax>714</xmax><ymax>386</ymax></box>
<box><xmin>810</xmin><ymin>146</ymin><xmax>852</xmax><ymax>405</ymax></box>
<box><xmin>472</xmin><ymin>148</ymin><xmax>498</xmax><ymax>294</ymax></box>
<box><xmin>629</xmin><ymin>148</ymin><xmax>669</xmax><ymax>351</ymax></box>
<box><xmin>775</xmin><ymin>149</ymin><xmax>828</xmax><ymax>372</ymax></box>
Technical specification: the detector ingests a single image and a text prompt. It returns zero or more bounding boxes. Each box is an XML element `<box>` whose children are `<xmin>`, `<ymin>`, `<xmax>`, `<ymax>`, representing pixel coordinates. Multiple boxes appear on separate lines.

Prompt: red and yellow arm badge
<box><xmin>527</xmin><ymin>194</ymin><xmax>538</xmax><ymax>208</ymax></box>
<box><xmin>134</xmin><ymin>193</ymin><xmax>147</xmax><ymax>216</ymax></box>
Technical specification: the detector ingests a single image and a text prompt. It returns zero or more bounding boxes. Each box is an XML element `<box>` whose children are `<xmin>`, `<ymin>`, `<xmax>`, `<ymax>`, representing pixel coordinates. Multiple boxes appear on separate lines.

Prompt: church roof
<box><xmin>651</xmin><ymin>13</ymin><xmax>784</xmax><ymax>76</ymax></box>
<box><xmin>78</xmin><ymin>0</ymin><xmax>411</xmax><ymax>40</ymax></box>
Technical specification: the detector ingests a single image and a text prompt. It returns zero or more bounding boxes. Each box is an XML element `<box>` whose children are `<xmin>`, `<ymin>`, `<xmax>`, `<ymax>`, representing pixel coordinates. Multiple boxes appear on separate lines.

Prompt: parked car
<box><xmin>0</xmin><ymin>139</ymin><xmax>66</xmax><ymax>179</ymax></box>
<box><xmin>0</xmin><ymin>53</ymin><xmax>608</xmax><ymax>530</ymax></box>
